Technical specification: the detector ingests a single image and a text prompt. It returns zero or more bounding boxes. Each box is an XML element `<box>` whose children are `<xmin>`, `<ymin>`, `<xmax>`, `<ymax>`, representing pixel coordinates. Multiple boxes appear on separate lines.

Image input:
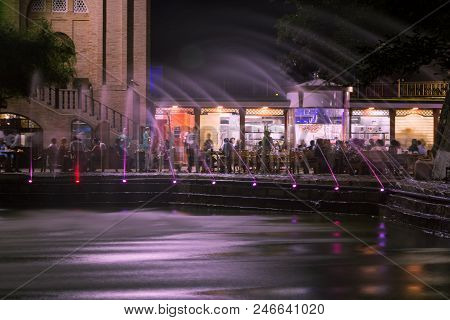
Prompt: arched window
<box><xmin>30</xmin><ymin>0</ymin><xmax>45</xmax><ymax>12</ymax></box>
<box><xmin>0</xmin><ymin>113</ymin><xmax>43</xmax><ymax>148</ymax></box>
<box><xmin>74</xmin><ymin>0</ymin><xmax>88</xmax><ymax>13</ymax></box>
<box><xmin>52</xmin><ymin>0</ymin><xmax>68</xmax><ymax>13</ymax></box>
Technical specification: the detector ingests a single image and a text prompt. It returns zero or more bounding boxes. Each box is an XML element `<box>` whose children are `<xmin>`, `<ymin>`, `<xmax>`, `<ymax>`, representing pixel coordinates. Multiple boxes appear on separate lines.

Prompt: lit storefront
<box><xmin>286</xmin><ymin>76</ymin><xmax>352</xmax><ymax>146</ymax></box>
<box><xmin>245</xmin><ymin>108</ymin><xmax>285</xmax><ymax>149</ymax></box>
<box><xmin>350</xmin><ymin>109</ymin><xmax>390</xmax><ymax>143</ymax></box>
<box><xmin>294</xmin><ymin>108</ymin><xmax>344</xmax><ymax>144</ymax></box>
<box><xmin>0</xmin><ymin>113</ymin><xmax>42</xmax><ymax>168</ymax></box>
<box><xmin>155</xmin><ymin>97</ymin><xmax>291</xmax><ymax>153</ymax></box>
<box><xmin>155</xmin><ymin>107</ymin><xmax>194</xmax><ymax>164</ymax></box>
<box><xmin>0</xmin><ymin>113</ymin><xmax>42</xmax><ymax>149</ymax></box>
<box><xmin>200</xmin><ymin>107</ymin><xmax>240</xmax><ymax>149</ymax></box>
<box><xmin>71</xmin><ymin>120</ymin><xmax>93</xmax><ymax>148</ymax></box>
<box><xmin>395</xmin><ymin>109</ymin><xmax>435</xmax><ymax>149</ymax></box>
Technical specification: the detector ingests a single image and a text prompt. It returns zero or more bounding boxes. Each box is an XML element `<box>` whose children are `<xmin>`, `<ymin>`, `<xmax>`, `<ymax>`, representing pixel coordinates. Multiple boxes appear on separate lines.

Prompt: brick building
<box><xmin>1</xmin><ymin>0</ymin><xmax>150</xmax><ymax>148</ymax></box>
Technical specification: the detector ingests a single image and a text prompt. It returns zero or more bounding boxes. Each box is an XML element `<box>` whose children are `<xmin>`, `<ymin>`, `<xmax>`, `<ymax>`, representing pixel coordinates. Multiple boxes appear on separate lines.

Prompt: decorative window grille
<box><xmin>74</xmin><ymin>0</ymin><xmax>88</xmax><ymax>13</ymax></box>
<box><xmin>201</xmin><ymin>108</ymin><xmax>239</xmax><ymax>115</ymax></box>
<box><xmin>395</xmin><ymin>109</ymin><xmax>433</xmax><ymax>117</ymax></box>
<box><xmin>156</xmin><ymin>107</ymin><xmax>194</xmax><ymax>115</ymax></box>
<box><xmin>352</xmin><ymin>109</ymin><xmax>389</xmax><ymax>117</ymax></box>
<box><xmin>52</xmin><ymin>0</ymin><xmax>67</xmax><ymax>13</ymax></box>
<box><xmin>30</xmin><ymin>0</ymin><xmax>45</xmax><ymax>12</ymax></box>
<box><xmin>246</xmin><ymin>108</ymin><xmax>284</xmax><ymax>116</ymax></box>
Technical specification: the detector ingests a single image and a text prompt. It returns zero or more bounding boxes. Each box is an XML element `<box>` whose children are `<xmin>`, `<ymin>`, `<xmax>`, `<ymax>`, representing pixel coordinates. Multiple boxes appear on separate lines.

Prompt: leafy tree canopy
<box><xmin>276</xmin><ymin>0</ymin><xmax>449</xmax><ymax>84</ymax></box>
<box><xmin>0</xmin><ymin>20</ymin><xmax>76</xmax><ymax>107</ymax></box>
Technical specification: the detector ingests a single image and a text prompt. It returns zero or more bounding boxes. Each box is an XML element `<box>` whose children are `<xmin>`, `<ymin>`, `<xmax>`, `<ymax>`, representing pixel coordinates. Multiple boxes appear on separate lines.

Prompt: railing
<box><xmin>34</xmin><ymin>87</ymin><xmax>140</xmax><ymax>140</ymax></box>
<box><xmin>352</xmin><ymin>81</ymin><xmax>449</xmax><ymax>99</ymax></box>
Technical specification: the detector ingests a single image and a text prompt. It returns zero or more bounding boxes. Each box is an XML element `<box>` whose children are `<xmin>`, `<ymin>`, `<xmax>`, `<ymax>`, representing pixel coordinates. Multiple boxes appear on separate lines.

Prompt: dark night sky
<box><xmin>151</xmin><ymin>0</ymin><xmax>291</xmax><ymax>86</ymax></box>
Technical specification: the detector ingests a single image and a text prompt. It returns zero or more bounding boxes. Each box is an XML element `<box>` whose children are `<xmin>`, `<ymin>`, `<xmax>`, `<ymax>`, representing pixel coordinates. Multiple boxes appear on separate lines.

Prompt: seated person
<box><xmin>408</xmin><ymin>139</ymin><xmax>419</xmax><ymax>153</ymax></box>
<box><xmin>372</xmin><ymin>139</ymin><xmax>387</xmax><ymax>151</ymax></box>
<box><xmin>417</xmin><ymin>140</ymin><xmax>427</xmax><ymax>155</ymax></box>
<box><xmin>388</xmin><ymin>140</ymin><xmax>402</xmax><ymax>154</ymax></box>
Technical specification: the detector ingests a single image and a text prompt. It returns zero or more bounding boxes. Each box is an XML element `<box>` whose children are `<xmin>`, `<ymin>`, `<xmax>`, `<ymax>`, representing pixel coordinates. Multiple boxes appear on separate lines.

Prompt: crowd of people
<box><xmin>0</xmin><ymin>125</ymin><xmax>431</xmax><ymax>177</ymax></box>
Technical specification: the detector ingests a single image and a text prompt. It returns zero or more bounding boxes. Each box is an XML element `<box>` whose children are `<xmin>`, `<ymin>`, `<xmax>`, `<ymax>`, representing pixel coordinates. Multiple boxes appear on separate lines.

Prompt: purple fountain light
<box><xmin>353</xmin><ymin>146</ymin><xmax>386</xmax><ymax>192</ymax></box>
<box><xmin>316</xmin><ymin>144</ymin><xmax>340</xmax><ymax>191</ymax></box>
<box><xmin>202</xmin><ymin>159</ymin><xmax>217</xmax><ymax>185</ymax></box>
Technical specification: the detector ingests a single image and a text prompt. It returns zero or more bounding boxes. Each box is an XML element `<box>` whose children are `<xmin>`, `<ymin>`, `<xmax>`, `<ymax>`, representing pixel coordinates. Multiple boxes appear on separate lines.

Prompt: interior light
<box><xmin>172</xmin><ymin>105</ymin><xmax>178</xmax><ymax>109</ymax></box>
<box><xmin>412</xmin><ymin>107</ymin><xmax>419</xmax><ymax>110</ymax></box>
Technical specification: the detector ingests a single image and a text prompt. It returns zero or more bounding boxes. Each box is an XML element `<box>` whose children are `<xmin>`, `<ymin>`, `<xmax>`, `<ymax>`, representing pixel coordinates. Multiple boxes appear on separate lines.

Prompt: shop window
<box><xmin>0</xmin><ymin>113</ymin><xmax>43</xmax><ymax>149</ymax></box>
<box><xmin>30</xmin><ymin>0</ymin><xmax>45</xmax><ymax>12</ymax></box>
<box><xmin>294</xmin><ymin>108</ymin><xmax>344</xmax><ymax>144</ymax></box>
<box><xmin>395</xmin><ymin>110</ymin><xmax>434</xmax><ymax>148</ymax></box>
<box><xmin>73</xmin><ymin>0</ymin><xmax>88</xmax><ymax>13</ymax></box>
<box><xmin>351</xmin><ymin>109</ymin><xmax>390</xmax><ymax>143</ymax></box>
<box><xmin>71</xmin><ymin>120</ymin><xmax>92</xmax><ymax>147</ymax></box>
<box><xmin>246</xmin><ymin>109</ymin><xmax>286</xmax><ymax>149</ymax></box>
<box><xmin>52</xmin><ymin>0</ymin><xmax>67</xmax><ymax>13</ymax></box>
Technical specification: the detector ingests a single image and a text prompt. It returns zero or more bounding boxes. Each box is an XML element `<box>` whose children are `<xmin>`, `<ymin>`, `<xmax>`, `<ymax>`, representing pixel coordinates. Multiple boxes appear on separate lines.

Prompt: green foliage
<box><xmin>276</xmin><ymin>0</ymin><xmax>450</xmax><ymax>83</ymax></box>
<box><xmin>0</xmin><ymin>20</ymin><xmax>76</xmax><ymax>106</ymax></box>
<box><xmin>357</xmin><ymin>33</ymin><xmax>449</xmax><ymax>84</ymax></box>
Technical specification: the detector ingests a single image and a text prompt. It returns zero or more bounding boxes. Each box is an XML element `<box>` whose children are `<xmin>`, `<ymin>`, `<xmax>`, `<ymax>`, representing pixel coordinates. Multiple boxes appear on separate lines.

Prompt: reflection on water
<box><xmin>0</xmin><ymin>208</ymin><xmax>448</xmax><ymax>299</ymax></box>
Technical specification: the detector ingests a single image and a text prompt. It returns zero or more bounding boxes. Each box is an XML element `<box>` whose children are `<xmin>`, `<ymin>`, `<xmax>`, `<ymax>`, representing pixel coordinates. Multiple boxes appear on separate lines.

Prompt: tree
<box><xmin>0</xmin><ymin>20</ymin><xmax>76</xmax><ymax>109</ymax></box>
<box><xmin>277</xmin><ymin>0</ymin><xmax>450</xmax><ymax>178</ymax></box>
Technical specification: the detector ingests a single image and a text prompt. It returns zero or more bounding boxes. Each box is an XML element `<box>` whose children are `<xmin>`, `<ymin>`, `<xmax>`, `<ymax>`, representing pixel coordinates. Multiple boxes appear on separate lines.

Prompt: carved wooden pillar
<box><xmin>433</xmin><ymin>108</ymin><xmax>440</xmax><ymax>145</ymax></box>
<box><xmin>194</xmin><ymin>107</ymin><xmax>201</xmax><ymax>146</ymax></box>
<box><xmin>239</xmin><ymin>108</ymin><xmax>246</xmax><ymax>149</ymax></box>
<box><xmin>389</xmin><ymin>109</ymin><xmax>396</xmax><ymax>142</ymax></box>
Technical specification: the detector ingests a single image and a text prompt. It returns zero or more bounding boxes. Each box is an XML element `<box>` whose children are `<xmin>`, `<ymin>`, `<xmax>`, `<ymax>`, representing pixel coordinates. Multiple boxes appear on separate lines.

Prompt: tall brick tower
<box><xmin>1</xmin><ymin>0</ymin><xmax>151</xmax><ymax>144</ymax></box>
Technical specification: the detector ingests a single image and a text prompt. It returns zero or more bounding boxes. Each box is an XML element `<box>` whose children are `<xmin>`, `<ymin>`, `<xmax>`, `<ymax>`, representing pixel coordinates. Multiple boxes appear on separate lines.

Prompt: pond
<box><xmin>0</xmin><ymin>208</ymin><xmax>448</xmax><ymax>299</ymax></box>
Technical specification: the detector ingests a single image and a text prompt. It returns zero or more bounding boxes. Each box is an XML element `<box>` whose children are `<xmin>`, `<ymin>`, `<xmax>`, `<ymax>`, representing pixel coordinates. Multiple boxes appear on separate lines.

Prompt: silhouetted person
<box><xmin>47</xmin><ymin>138</ymin><xmax>58</xmax><ymax>173</ymax></box>
<box><xmin>58</xmin><ymin>138</ymin><xmax>70</xmax><ymax>172</ymax></box>
<box><xmin>222</xmin><ymin>138</ymin><xmax>233</xmax><ymax>173</ymax></box>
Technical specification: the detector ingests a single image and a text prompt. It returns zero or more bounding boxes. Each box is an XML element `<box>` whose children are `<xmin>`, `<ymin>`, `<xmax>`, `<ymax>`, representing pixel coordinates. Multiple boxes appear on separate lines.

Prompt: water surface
<box><xmin>0</xmin><ymin>208</ymin><xmax>448</xmax><ymax>299</ymax></box>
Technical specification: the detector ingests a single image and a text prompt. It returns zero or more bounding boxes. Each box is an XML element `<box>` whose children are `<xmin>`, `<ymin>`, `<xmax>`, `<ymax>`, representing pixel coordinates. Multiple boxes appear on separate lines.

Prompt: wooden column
<box><xmin>433</xmin><ymin>108</ymin><xmax>440</xmax><ymax>145</ymax></box>
<box><xmin>284</xmin><ymin>109</ymin><xmax>288</xmax><ymax>147</ymax></box>
<box><xmin>194</xmin><ymin>107</ymin><xmax>201</xmax><ymax>146</ymax></box>
<box><xmin>287</xmin><ymin>108</ymin><xmax>296</xmax><ymax>149</ymax></box>
<box><xmin>348</xmin><ymin>108</ymin><xmax>353</xmax><ymax>140</ymax></box>
<box><xmin>389</xmin><ymin>109</ymin><xmax>396</xmax><ymax>141</ymax></box>
<box><xmin>239</xmin><ymin>108</ymin><xmax>246</xmax><ymax>149</ymax></box>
